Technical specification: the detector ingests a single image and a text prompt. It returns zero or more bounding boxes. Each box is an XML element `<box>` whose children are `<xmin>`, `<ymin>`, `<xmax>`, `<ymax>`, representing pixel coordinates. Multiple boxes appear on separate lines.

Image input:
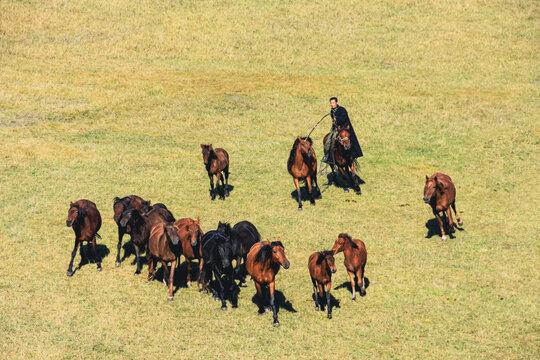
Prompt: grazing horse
<box><xmin>119</xmin><ymin>207</ymin><xmax>175</xmax><ymax>275</ymax></box>
<box><xmin>147</xmin><ymin>222</ymin><xmax>181</xmax><ymax>300</ymax></box>
<box><xmin>331</xmin><ymin>233</ymin><xmax>367</xmax><ymax>301</ymax></box>
<box><xmin>308</xmin><ymin>250</ymin><xmax>337</xmax><ymax>319</ymax></box>
<box><xmin>65</xmin><ymin>200</ymin><xmax>102</xmax><ymax>277</ymax></box>
<box><xmin>113</xmin><ymin>195</ymin><xmax>151</xmax><ymax>267</ymax></box>
<box><xmin>246</xmin><ymin>239</ymin><xmax>290</xmax><ymax>327</ymax></box>
<box><xmin>174</xmin><ymin>217</ymin><xmax>204</xmax><ymax>287</ymax></box>
<box><xmin>423</xmin><ymin>173</ymin><xmax>464</xmax><ymax>241</ymax></box>
<box><xmin>199</xmin><ymin>231</ymin><xmax>238</xmax><ymax>310</ymax></box>
<box><xmin>217</xmin><ymin>221</ymin><xmax>261</xmax><ymax>283</ymax></box>
<box><xmin>201</xmin><ymin>144</ymin><xmax>230</xmax><ymax>200</ymax></box>
<box><xmin>323</xmin><ymin>125</ymin><xmax>361</xmax><ymax>194</ymax></box>
<box><xmin>287</xmin><ymin>136</ymin><xmax>320</xmax><ymax>210</ymax></box>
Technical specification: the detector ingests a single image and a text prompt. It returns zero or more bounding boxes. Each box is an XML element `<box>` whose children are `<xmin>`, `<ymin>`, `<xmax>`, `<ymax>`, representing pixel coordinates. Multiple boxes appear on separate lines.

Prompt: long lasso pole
<box><xmin>307</xmin><ymin>113</ymin><xmax>331</xmax><ymax>138</ymax></box>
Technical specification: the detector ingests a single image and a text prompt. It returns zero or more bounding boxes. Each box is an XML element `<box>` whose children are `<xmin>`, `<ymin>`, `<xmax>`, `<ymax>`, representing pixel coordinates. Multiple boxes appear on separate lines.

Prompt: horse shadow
<box><xmin>310</xmin><ymin>292</ymin><xmax>341</xmax><ymax>309</ymax></box>
<box><xmin>334</xmin><ymin>276</ymin><xmax>370</xmax><ymax>295</ymax></box>
<box><xmin>251</xmin><ymin>289</ymin><xmax>297</xmax><ymax>314</ymax></box>
<box><xmin>173</xmin><ymin>261</ymin><xmax>201</xmax><ymax>292</ymax></box>
<box><xmin>290</xmin><ymin>185</ymin><xmax>322</xmax><ymax>202</ymax></box>
<box><xmin>209</xmin><ymin>185</ymin><xmax>235</xmax><ymax>199</ymax></box>
<box><xmin>325</xmin><ymin>171</ymin><xmax>365</xmax><ymax>188</ymax></box>
<box><xmin>425</xmin><ymin>218</ymin><xmax>465</xmax><ymax>239</ymax></box>
<box><xmin>75</xmin><ymin>244</ymin><xmax>110</xmax><ymax>271</ymax></box>
<box><xmin>120</xmin><ymin>241</ymin><xmax>137</xmax><ymax>264</ymax></box>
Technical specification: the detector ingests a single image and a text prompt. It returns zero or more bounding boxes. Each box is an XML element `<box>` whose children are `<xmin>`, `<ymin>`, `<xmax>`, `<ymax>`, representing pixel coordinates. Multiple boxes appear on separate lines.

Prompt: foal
<box><xmin>308</xmin><ymin>250</ymin><xmax>337</xmax><ymax>319</ymax></box>
<box><xmin>66</xmin><ymin>200</ymin><xmax>102</xmax><ymax>276</ymax></box>
<box><xmin>201</xmin><ymin>144</ymin><xmax>230</xmax><ymax>200</ymax></box>
<box><xmin>287</xmin><ymin>136</ymin><xmax>320</xmax><ymax>210</ymax></box>
<box><xmin>174</xmin><ymin>217</ymin><xmax>204</xmax><ymax>287</ymax></box>
<box><xmin>331</xmin><ymin>233</ymin><xmax>367</xmax><ymax>301</ymax></box>
<box><xmin>147</xmin><ymin>222</ymin><xmax>181</xmax><ymax>300</ymax></box>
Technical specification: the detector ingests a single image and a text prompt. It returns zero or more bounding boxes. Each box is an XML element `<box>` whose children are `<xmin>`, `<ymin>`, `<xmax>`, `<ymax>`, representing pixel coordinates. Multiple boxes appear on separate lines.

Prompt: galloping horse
<box><xmin>308</xmin><ymin>250</ymin><xmax>337</xmax><ymax>319</ymax></box>
<box><xmin>287</xmin><ymin>136</ymin><xmax>320</xmax><ymax>210</ymax></box>
<box><xmin>323</xmin><ymin>125</ymin><xmax>361</xmax><ymax>194</ymax></box>
<box><xmin>331</xmin><ymin>233</ymin><xmax>367</xmax><ymax>301</ymax></box>
<box><xmin>174</xmin><ymin>217</ymin><xmax>204</xmax><ymax>287</ymax></box>
<box><xmin>66</xmin><ymin>199</ymin><xmax>102</xmax><ymax>276</ymax></box>
<box><xmin>201</xmin><ymin>144</ymin><xmax>230</xmax><ymax>200</ymax></box>
<box><xmin>246</xmin><ymin>239</ymin><xmax>290</xmax><ymax>327</ymax></box>
<box><xmin>423</xmin><ymin>173</ymin><xmax>464</xmax><ymax>241</ymax></box>
<box><xmin>147</xmin><ymin>222</ymin><xmax>181</xmax><ymax>300</ymax></box>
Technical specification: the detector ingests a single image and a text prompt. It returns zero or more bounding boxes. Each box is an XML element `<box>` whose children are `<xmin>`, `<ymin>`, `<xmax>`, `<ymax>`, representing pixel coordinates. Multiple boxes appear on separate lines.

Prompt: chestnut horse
<box><xmin>147</xmin><ymin>222</ymin><xmax>181</xmax><ymax>300</ymax></box>
<box><xmin>323</xmin><ymin>125</ymin><xmax>361</xmax><ymax>194</ymax></box>
<box><xmin>423</xmin><ymin>173</ymin><xmax>464</xmax><ymax>241</ymax></box>
<box><xmin>308</xmin><ymin>250</ymin><xmax>337</xmax><ymax>319</ymax></box>
<box><xmin>287</xmin><ymin>136</ymin><xmax>320</xmax><ymax>210</ymax></box>
<box><xmin>201</xmin><ymin>144</ymin><xmax>230</xmax><ymax>200</ymax></box>
<box><xmin>66</xmin><ymin>199</ymin><xmax>102</xmax><ymax>277</ymax></box>
<box><xmin>331</xmin><ymin>233</ymin><xmax>367</xmax><ymax>301</ymax></box>
<box><xmin>246</xmin><ymin>239</ymin><xmax>290</xmax><ymax>327</ymax></box>
<box><xmin>174</xmin><ymin>217</ymin><xmax>204</xmax><ymax>287</ymax></box>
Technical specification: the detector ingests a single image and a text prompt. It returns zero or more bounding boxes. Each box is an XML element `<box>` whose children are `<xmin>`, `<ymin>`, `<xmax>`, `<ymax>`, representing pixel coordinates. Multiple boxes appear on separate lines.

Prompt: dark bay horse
<box><xmin>308</xmin><ymin>250</ymin><xmax>337</xmax><ymax>319</ymax></box>
<box><xmin>201</xmin><ymin>144</ymin><xmax>230</xmax><ymax>200</ymax></box>
<box><xmin>147</xmin><ymin>222</ymin><xmax>181</xmax><ymax>300</ymax></box>
<box><xmin>119</xmin><ymin>206</ymin><xmax>175</xmax><ymax>275</ymax></box>
<box><xmin>323</xmin><ymin>125</ymin><xmax>361</xmax><ymax>194</ymax></box>
<box><xmin>217</xmin><ymin>220</ymin><xmax>261</xmax><ymax>283</ymax></box>
<box><xmin>423</xmin><ymin>173</ymin><xmax>464</xmax><ymax>241</ymax></box>
<box><xmin>174</xmin><ymin>217</ymin><xmax>204</xmax><ymax>287</ymax></box>
<box><xmin>66</xmin><ymin>199</ymin><xmax>102</xmax><ymax>276</ymax></box>
<box><xmin>199</xmin><ymin>231</ymin><xmax>238</xmax><ymax>310</ymax></box>
<box><xmin>246</xmin><ymin>239</ymin><xmax>290</xmax><ymax>327</ymax></box>
<box><xmin>287</xmin><ymin>136</ymin><xmax>320</xmax><ymax>210</ymax></box>
<box><xmin>113</xmin><ymin>195</ymin><xmax>151</xmax><ymax>267</ymax></box>
<box><xmin>331</xmin><ymin>233</ymin><xmax>367</xmax><ymax>301</ymax></box>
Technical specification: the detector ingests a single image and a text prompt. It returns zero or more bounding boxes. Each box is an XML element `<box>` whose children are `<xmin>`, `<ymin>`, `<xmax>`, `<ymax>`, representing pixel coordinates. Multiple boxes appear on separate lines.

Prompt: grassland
<box><xmin>0</xmin><ymin>0</ymin><xmax>539</xmax><ymax>358</ymax></box>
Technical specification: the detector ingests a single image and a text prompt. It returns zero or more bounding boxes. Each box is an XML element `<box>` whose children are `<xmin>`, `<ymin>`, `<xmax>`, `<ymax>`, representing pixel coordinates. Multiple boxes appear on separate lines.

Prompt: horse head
<box><xmin>423</xmin><ymin>175</ymin><xmax>440</xmax><ymax>203</ymax></box>
<box><xmin>164</xmin><ymin>223</ymin><xmax>180</xmax><ymax>246</ymax></box>
<box><xmin>141</xmin><ymin>200</ymin><xmax>152</xmax><ymax>213</ymax></box>
<box><xmin>216</xmin><ymin>238</ymin><xmax>233</xmax><ymax>269</ymax></box>
<box><xmin>297</xmin><ymin>136</ymin><xmax>314</xmax><ymax>158</ymax></box>
<box><xmin>66</xmin><ymin>202</ymin><xmax>84</xmax><ymax>227</ymax></box>
<box><xmin>187</xmin><ymin>217</ymin><xmax>202</xmax><ymax>247</ymax></box>
<box><xmin>318</xmin><ymin>250</ymin><xmax>337</xmax><ymax>274</ymax></box>
<box><xmin>119</xmin><ymin>208</ymin><xmax>139</xmax><ymax>228</ymax></box>
<box><xmin>331</xmin><ymin>233</ymin><xmax>352</xmax><ymax>254</ymax></box>
<box><xmin>271</xmin><ymin>238</ymin><xmax>290</xmax><ymax>269</ymax></box>
<box><xmin>200</xmin><ymin>144</ymin><xmax>213</xmax><ymax>165</ymax></box>
<box><xmin>217</xmin><ymin>221</ymin><xmax>231</xmax><ymax>236</ymax></box>
<box><xmin>337</xmin><ymin>125</ymin><xmax>351</xmax><ymax>150</ymax></box>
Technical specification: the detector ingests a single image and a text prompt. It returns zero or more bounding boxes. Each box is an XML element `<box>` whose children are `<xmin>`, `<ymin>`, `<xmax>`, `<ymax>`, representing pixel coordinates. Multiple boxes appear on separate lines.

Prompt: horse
<box><xmin>174</xmin><ymin>217</ymin><xmax>204</xmax><ymax>287</ymax></box>
<box><xmin>113</xmin><ymin>195</ymin><xmax>151</xmax><ymax>267</ymax></box>
<box><xmin>65</xmin><ymin>200</ymin><xmax>102</xmax><ymax>277</ymax></box>
<box><xmin>147</xmin><ymin>222</ymin><xmax>181</xmax><ymax>301</ymax></box>
<box><xmin>287</xmin><ymin>136</ymin><xmax>320</xmax><ymax>210</ymax></box>
<box><xmin>198</xmin><ymin>231</ymin><xmax>238</xmax><ymax>310</ymax></box>
<box><xmin>246</xmin><ymin>239</ymin><xmax>290</xmax><ymax>327</ymax></box>
<box><xmin>201</xmin><ymin>144</ymin><xmax>230</xmax><ymax>200</ymax></box>
<box><xmin>323</xmin><ymin>125</ymin><xmax>361</xmax><ymax>194</ymax></box>
<box><xmin>331</xmin><ymin>233</ymin><xmax>367</xmax><ymax>301</ymax></box>
<box><xmin>423</xmin><ymin>173</ymin><xmax>464</xmax><ymax>241</ymax></box>
<box><xmin>118</xmin><ymin>206</ymin><xmax>175</xmax><ymax>275</ymax></box>
<box><xmin>308</xmin><ymin>250</ymin><xmax>337</xmax><ymax>319</ymax></box>
<box><xmin>217</xmin><ymin>221</ymin><xmax>261</xmax><ymax>283</ymax></box>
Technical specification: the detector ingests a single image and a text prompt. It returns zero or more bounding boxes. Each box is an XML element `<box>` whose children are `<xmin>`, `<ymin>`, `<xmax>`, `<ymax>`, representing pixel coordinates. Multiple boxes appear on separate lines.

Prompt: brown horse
<box><xmin>323</xmin><ymin>125</ymin><xmax>361</xmax><ymax>194</ymax></box>
<box><xmin>174</xmin><ymin>217</ymin><xmax>204</xmax><ymax>287</ymax></box>
<box><xmin>308</xmin><ymin>250</ymin><xmax>337</xmax><ymax>319</ymax></box>
<box><xmin>147</xmin><ymin>222</ymin><xmax>181</xmax><ymax>300</ymax></box>
<box><xmin>331</xmin><ymin>233</ymin><xmax>367</xmax><ymax>301</ymax></box>
<box><xmin>423</xmin><ymin>173</ymin><xmax>464</xmax><ymax>241</ymax></box>
<box><xmin>201</xmin><ymin>144</ymin><xmax>230</xmax><ymax>200</ymax></box>
<box><xmin>287</xmin><ymin>136</ymin><xmax>320</xmax><ymax>210</ymax></box>
<box><xmin>246</xmin><ymin>239</ymin><xmax>290</xmax><ymax>327</ymax></box>
<box><xmin>66</xmin><ymin>199</ymin><xmax>102</xmax><ymax>277</ymax></box>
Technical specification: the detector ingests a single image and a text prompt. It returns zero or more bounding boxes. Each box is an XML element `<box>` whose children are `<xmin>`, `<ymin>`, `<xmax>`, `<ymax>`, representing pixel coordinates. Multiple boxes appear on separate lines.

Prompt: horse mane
<box><xmin>70</xmin><ymin>203</ymin><xmax>86</xmax><ymax>219</ymax></box>
<box><xmin>316</xmin><ymin>250</ymin><xmax>333</xmax><ymax>265</ymax></box>
<box><xmin>255</xmin><ymin>241</ymin><xmax>284</xmax><ymax>263</ymax></box>
<box><xmin>338</xmin><ymin>233</ymin><xmax>358</xmax><ymax>248</ymax></box>
<box><xmin>287</xmin><ymin>137</ymin><xmax>313</xmax><ymax>171</ymax></box>
<box><xmin>217</xmin><ymin>222</ymin><xmax>231</xmax><ymax>236</ymax></box>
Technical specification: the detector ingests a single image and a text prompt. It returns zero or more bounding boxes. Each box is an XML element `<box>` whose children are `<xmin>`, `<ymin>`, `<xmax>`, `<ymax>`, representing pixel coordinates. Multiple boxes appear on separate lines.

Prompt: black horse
<box><xmin>198</xmin><ymin>231</ymin><xmax>238</xmax><ymax>310</ymax></box>
<box><xmin>217</xmin><ymin>221</ymin><xmax>261</xmax><ymax>283</ymax></box>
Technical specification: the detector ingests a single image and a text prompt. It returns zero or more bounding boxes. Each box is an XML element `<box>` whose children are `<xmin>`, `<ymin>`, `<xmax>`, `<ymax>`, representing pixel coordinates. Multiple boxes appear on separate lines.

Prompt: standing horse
<box><xmin>217</xmin><ymin>220</ymin><xmax>261</xmax><ymax>283</ymax></box>
<box><xmin>331</xmin><ymin>233</ymin><xmax>367</xmax><ymax>301</ymax></box>
<box><xmin>66</xmin><ymin>200</ymin><xmax>102</xmax><ymax>277</ymax></box>
<box><xmin>174</xmin><ymin>217</ymin><xmax>204</xmax><ymax>287</ymax></box>
<box><xmin>147</xmin><ymin>222</ymin><xmax>181</xmax><ymax>300</ymax></box>
<box><xmin>199</xmin><ymin>231</ymin><xmax>238</xmax><ymax>310</ymax></box>
<box><xmin>246</xmin><ymin>239</ymin><xmax>290</xmax><ymax>327</ymax></box>
<box><xmin>323</xmin><ymin>125</ymin><xmax>361</xmax><ymax>194</ymax></box>
<box><xmin>423</xmin><ymin>173</ymin><xmax>464</xmax><ymax>241</ymax></box>
<box><xmin>119</xmin><ymin>206</ymin><xmax>175</xmax><ymax>275</ymax></box>
<box><xmin>308</xmin><ymin>250</ymin><xmax>337</xmax><ymax>319</ymax></box>
<box><xmin>201</xmin><ymin>144</ymin><xmax>230</xmax><ymax>200</ymax></box>
<box><xmin>287</xmin><ymin>136</ymin><xmax>320</xmax><ymax>210</ymax></box>
<box><xmin>113</xmin><ymin>195</ymin><xmax>151</xmax><ymax>267</ymax></box>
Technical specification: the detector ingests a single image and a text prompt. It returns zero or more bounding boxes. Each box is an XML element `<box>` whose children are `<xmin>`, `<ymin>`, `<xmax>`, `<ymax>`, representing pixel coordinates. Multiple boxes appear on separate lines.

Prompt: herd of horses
<box><xmin>64</xmin><ymin>137</ymin><xmax>464</xmax><ymax>327</ymax></box>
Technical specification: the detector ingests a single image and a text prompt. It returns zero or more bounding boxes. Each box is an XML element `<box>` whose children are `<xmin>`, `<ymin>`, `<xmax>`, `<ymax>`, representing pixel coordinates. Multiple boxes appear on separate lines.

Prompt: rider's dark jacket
<box><xmin>331</xmin><ymin>105</ymin><xmax>363</xmax><ymax>158</ymax></box>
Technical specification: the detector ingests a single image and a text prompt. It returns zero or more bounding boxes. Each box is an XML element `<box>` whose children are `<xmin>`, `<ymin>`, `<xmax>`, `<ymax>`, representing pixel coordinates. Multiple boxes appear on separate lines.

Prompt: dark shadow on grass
<box><xmin>290</xmin><ymin>184</ymin><xmax>322</xmax><ymax>202</ymax></box>
<box><xmin>324</xmin><ymin>171</ymin><xmax>364</xmax><ymax>193</ymax></box>
<box><xmin>310</xmin><ymin>292</ymin><xmax>341</xmax><ymax>310</ymax></box>
<box><xmin>334</xmin><ymin>276</ymin><xmax>370</xmax><ymax>295</ymax></box>
<box><xmin>75</xmin><ymin>244</ymin><xmax>110</xmax><ymax>271</ymax></box>
<box><xmin>208</xmin><ymin>184</ymin><xmax>235</xmax><ymax>200</ymax></box>
<box><xmin>425</xmin><ymin>217</ymin><xmax>465</xmax><ymax>239</ymax></box>
<box><xmin>251</xmin><ymin>288</ymin><xmax>297</xmax><ymax>314</ymax></box>
<box><xmin>120</xmin><ymin>241</ymin><xmax>136</xmax><ymax>264</ymax></box>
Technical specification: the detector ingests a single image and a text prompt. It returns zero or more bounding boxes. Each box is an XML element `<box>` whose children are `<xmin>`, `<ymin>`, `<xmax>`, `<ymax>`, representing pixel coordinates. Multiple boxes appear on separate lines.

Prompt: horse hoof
<box><xmin>167</xmin><ymin>296</ymin><xmax>174</xmax><ymax>301</ymax></box>
<box><xmin>134</xmin><ymin>271</ymin><xmax>140</xmax><ymax>276</ymax></box>
<box><xmin>315</xmin><ymin>306</ymin><xmax>319</xmax><ymax>311</ymax></box>
<box><xmin>355</xmin><ymin>189</ymin><xmax>362</xmax><ymax>195</ymax></box>
<box><xmin>258</xmin><ymin>311</ymin><xmax>265</xmax><ymax>316</ymax></box>
<box><xmin>360</xmin><ymin>289</ymin><xmax>366</xmax><ymax>296</ymax></box>
<box><xmin>221</xmin><ymin>306</ymin><xmax>227</xmax><ymax>311</ymax></box>
<box><xmin>459</xmin><ymin>220</ymin><xmax>464</xmax><ymax>226</ymax></box>
<box><xmin>202</xmin><ymin>290</ymin><xmax>208</xmax><ymax>294</ymax></box>
<box><xmin>442</xmin><ymin>235</ymin><xmax>447</xmax><ymax>241</ymax></box>
<box><xmin>310</xmin><ymin>201</ymin><xmax>316</xmax><ymax>206</ymax></box>
<box><xmin>327</xmin><ymin>314</ymin><xmax>332</xmax><ymax>319</ymax></box>
<box><xmin>97</xmin><ymin>266</ymin><xmax>102</xmax><ymax>272</ymax></box>
<box><xmin>273</xmin><ymin>322</ymin><xmax>280</xmax><ymax>327</ymax></box>
<box><xmin>298</xmin><ymin>207</ymin><xmax>303</xmax><ymax>211</ymax></box>
<box><xmin>66</xmin><ymin>270</ymin><xmax>74</xmax><ymax>277</ymax></box>
<box><xmin>214</xmin><ymin>297</ymin><xmax>220</xmax><ymax>302</ymax></box>
<box><xmin>352</xmin><ymin>297</ymin><xmax>356</xmax><ymax>302</ymax></box>
<box><xmin>344</xmin><ymin>188</ymin><xmax>349</xmax><ymax>193</ymax></box>
<box><xmin>187</xmin><ymin>283</ymin><xmax>192</xmax><ymax>287</ymax></box>
<box><xmin>115</xmin><ymin>261</ymin><xmax>121</xmax><ymax>267</ymax></box>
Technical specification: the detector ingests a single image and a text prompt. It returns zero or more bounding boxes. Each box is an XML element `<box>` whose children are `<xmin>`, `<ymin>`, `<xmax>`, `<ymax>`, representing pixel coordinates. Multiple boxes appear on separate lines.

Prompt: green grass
<box><xmin>0</xmin><ymin>0</ymin><xmax>539</xmax><ymax>358</ymax></box>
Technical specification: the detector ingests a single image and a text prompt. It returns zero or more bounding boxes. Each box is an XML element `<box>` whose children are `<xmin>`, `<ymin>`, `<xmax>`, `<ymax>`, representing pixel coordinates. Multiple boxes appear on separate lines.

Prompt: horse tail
<box><xmin>95</xmin><ymin>232</ymin><xmax>102</xmax><ymax>239</ymax></box>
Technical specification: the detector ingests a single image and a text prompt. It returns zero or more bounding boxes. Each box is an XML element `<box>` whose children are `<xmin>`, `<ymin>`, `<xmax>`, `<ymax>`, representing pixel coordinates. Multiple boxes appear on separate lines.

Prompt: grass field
<box><xmin>1</xmin><ymin>0</ymin><xmax>539</xmax><ymax>358</ymax></box>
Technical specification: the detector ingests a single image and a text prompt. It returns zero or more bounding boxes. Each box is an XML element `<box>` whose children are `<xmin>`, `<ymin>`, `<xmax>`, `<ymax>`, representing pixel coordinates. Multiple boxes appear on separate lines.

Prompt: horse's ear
<box><xmin>425</xmin><ymin>175</ymin><xmax>429</xmax><ymax>181</ymax></box>
<box><xmin>297</xmin><ymin>136</ymin><xmax>301</xmax><ymax>141</ymax></box>
<box><xmin>200</xmin><ymin>144</ymin><xmax>204</xmax><ymax>148</ymax></box>
<box><xmin>187</xmin><ymin>218</ymin><xmax>193</xmax><ymax>225</ymax></box>
<box><xmin>347</xmin><ymin>124</ymin><xmax>350</xmax><ymax>130</ymax></box>
<box><xmin>70</xmin><ymin>201</ymin><xmax>73</xmax><ymax>206</ymax></box>
<box><xmin>195</xmin><ymin>217</ymin><xmax>200</xmax><ymax>224</ymax></box>
<box><xmin>209</xmin><ymin>144</ymin><xmax>213</xmax><ymax>150</ymax></box>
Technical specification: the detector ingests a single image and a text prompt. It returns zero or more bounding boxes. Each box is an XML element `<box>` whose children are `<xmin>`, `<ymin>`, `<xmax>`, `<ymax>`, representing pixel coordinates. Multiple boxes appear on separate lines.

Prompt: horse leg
<box><xmin>92</xmin><ymin>236</ymin><xmax>102</xmax><ymax>271</ymax></box>
<box><xmin>255</xmin><ymin>282</ymin><xmax>265</xmax><ymax>315</ymax></box>
<box><xmin>318</xmin><ymin>283</ymin><xmax>325</xmax><ymax>311</ymax></box>
<box><xmin>293</xmin><ymin>177</ymin><xmax>303</xmax><ymax>210</ymax></box>
<box><xmin>133</xmin><ymin>244</ymin><xmax>142</xmax><ymax>275</ymax></box>
<box><xmin>269</xmin><ymin>281</ymin><xmax>279</xmax><ymax>327</ymax></box>
<box><xmin>358</xmin><ymin>266</ymin><xmax>366</xmax><ymax>296</ymax></box>
<box><xmin>434</xmin><ymin>210</ymin><xmax>447</xmax><ymax>241</ymax></box>
<box><xmin>228</xmin><ymin>266</ymin><xmax>239</xmax><ymax>308</ymax></box>
<box><xmin>214</xmin><ymin>268</ymin><xmax>228</xmax><ymax>310</ymax></box>
<box><xmin>186</xmin><ymin>258</ymin><xmax>192</xmax><ymax>287</ymax></box>
<box><xmin>312</xmin><ymin>173</ymin><xmax>321</xmax><ymax>198</ymax></box>
<box><xmin>338</xmin><ymin>167</ymin><xmax>349</xmax><ymax>193</ymax></box>
<box><xmin>224</xmin><ymin>166</ymin><xmax>230</xmax><ymax>197</ymax></box>
<box><xmin>348</xmin><ymin>271</ymin><xmax>356</xmax><ymax>301</ymax></box>
<box><xmin>446</xmin><ymin>207</ymin><xmax>456</xmax><ymax>234</ymax></box>
<box><xmin>167</xmin><ymin>259</ymin><xmax>176</xmax><ymax>301</ymax></box>
<box><xmin>209</xmin><ymin>174</ymin><xmax>216</xmax><ymax>201</ymax></box>
<box><xmin>329</xmin><ymin>164</ymin><xmax>337</xmax><ymax>185</ymax></box>
<box><xmin>311</xmin><ymin>277</ymin><xmax>320</xmax><ymax>311</ymax></box>
<box><xmin>350</xmin><ymin>162</ymin><xmax>361</xmax><ymax>194</ymax></box>
<box><xmin>452</xmin><ymin>202</ymin><xmax>464</xmax><ymax>226</ymax></box>
<box><xmin>147</xmin><ymin>253</ymin><xmax>155</xmax><ymax>281</ymax></box>
<box><xmin>66</xmin><ymin>240</ymin><xmax>80</xmax><ymax>277</ymax></box>
<box><xmin>115</xmin><ymin>228</ymin><xmax>125</xmax><ymax>267</ymax></box>
<box><xmin>326</xmin><ymin>282</ymin><xmax>332</xmax><ymax>319</ymax></box>
<box><xmin>306</xmin><ymin>176</ymin><xmax>315</xmax><ymax>205</ymax></box>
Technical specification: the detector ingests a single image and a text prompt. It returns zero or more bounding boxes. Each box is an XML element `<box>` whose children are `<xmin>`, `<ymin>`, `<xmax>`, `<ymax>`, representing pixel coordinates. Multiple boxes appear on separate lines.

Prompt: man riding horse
<box><xmin>322</xmin><ymin>97</ymin><xmax>363</xmax><ymax>164</ymax></box>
